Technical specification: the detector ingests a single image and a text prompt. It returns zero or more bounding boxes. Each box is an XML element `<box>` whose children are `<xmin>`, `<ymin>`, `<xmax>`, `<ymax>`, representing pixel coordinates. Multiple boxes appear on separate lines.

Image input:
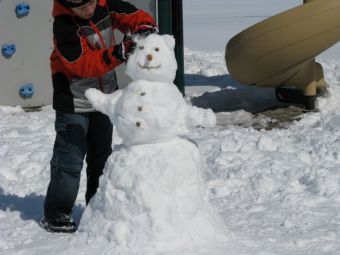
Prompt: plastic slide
<box><xmin>225</xmin><ymin>0</ymin><xmax>340</xmax><ymax>110</ymax></box>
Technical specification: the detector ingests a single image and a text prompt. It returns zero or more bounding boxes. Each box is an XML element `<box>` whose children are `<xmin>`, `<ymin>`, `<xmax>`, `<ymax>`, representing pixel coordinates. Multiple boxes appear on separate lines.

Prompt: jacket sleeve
<box><xmin>107</xmin><ymin>0</ymin><xmax>157</xmax><ymax>33</ymax></box>
<box><xmin>53</xmin><ymin>15</ymin><xmax>123</xmax><ymax>78</ymax></box>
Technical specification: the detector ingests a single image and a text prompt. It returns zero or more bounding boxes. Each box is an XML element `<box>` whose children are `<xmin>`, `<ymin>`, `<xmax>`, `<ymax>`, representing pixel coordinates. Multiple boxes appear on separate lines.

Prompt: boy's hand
<box><xmin>112</xmin><ymin>23</ymin><xmax>157</xmax><ymax>63</ymax></box>
<box><xmin>112</xmin><ymin>37</ymin><xmax>135</xmax><ymax>63</ymax></box>
<box><xmin>123</xmin><ymin>36</ymin><xmax>136</xmax><ymax>61</ymax></box>
<box><xmin>134</xmin><ymin>23</ymin><xmax>158</xmax><ymax>37</ymax></box>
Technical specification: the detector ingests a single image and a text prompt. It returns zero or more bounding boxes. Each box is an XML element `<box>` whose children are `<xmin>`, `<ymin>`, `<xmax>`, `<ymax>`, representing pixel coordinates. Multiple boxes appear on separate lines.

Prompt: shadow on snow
<box><xmin>185</xmin><ymin>74</ymin><xmax>291</xmax><ymax>113</ymax></box>
<box><xmin>0</xmin><ymin>186</ymin><xmax>84</xmax><ymax>225</ymax></box>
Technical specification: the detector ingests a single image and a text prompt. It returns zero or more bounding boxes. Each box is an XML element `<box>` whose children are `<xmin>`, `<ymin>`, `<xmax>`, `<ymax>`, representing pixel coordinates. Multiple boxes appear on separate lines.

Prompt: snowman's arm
<box><xmin>184</xmin><ymin>105</ymin><xmax>216</xmax><ymax>128</ymax></box>
<box><xmin>85</xmin><ymin>88</ymin><xmax>123</xmax><ymax>116</ymax></box>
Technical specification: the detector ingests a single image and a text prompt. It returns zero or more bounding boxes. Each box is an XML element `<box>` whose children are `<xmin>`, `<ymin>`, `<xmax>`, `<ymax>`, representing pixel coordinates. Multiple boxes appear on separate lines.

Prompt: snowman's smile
<box><xmin>138</xmin><ymin>62</ymin><xmax>161</xmax><ymax>70</ymax></box>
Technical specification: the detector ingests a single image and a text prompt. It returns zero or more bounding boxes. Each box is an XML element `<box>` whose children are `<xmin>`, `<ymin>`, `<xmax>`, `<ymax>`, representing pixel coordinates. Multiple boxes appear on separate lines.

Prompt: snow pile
<box><xmin>184</xmin><ymin>49</ymin><xmax>228</xmax><ymax>77</ymax></box>
<box><xmin>78</xmin><ymin>34</ymin><xmax>229</xmax><ymax>252</ymax></box>
<box><xmin>200</xmin><ymin>106</ymin><xmax>340</xmax><ymax>254</ymax></box>
<box><xmin>1</xmin><ymin>50</ymin><xmax>340</xmax><ymax>255</ymax></box>
<box><xmin>0</xmin><ymin>107</ymin><xmax>54</xmax><ymax>196</ymax></box>
<box><xmin>1</xmin><ymin>0</ymin><xmax>340</xmax><ymax>252</ymax></box>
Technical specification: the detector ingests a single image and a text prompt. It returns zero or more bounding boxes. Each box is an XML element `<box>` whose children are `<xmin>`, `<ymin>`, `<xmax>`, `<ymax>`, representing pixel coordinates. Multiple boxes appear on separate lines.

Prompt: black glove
<box><xmin>112</xmin><ymin>24</ymin><xmax>158</xmax><ymax>62</ymax></box>
<box><xmin>133</xmin><ymin>23</ymin><xmax>159</xmax><ymax>37</ymax></box>
<box><xmin>112</xmin><ymin>36</ymin><xmax>135</xmax><ymax>63</ymax></box>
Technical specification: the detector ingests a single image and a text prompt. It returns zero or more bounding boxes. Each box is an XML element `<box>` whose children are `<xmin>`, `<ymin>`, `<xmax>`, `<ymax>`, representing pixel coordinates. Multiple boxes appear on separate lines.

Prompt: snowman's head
<box><xmin>126</xmin><ymin>34</ymin><xmax>177</xmax><ymax>83</ymax></box>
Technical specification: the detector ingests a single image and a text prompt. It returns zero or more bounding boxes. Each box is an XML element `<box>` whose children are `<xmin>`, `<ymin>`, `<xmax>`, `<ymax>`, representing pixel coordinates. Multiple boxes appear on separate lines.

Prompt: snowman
<box><xmin>78</xmin><ymin>34</ymin><xmax>229</xmax><ymax>250</ymax></box>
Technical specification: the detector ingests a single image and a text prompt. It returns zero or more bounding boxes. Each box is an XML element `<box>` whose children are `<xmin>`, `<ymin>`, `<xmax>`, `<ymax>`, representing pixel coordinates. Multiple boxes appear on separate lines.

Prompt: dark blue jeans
<box><xmin>44</xmin><ymin>111</ymin><xmax>113</xmax><ymax>219</ymax></box>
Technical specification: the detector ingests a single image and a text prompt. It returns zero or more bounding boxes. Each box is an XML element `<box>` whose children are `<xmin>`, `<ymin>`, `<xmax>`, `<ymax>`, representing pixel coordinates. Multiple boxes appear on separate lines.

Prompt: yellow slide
<box><xmin>225</xmin><ymin>0</ymin><xmax>340</xmax><ymax>110</ymax></box>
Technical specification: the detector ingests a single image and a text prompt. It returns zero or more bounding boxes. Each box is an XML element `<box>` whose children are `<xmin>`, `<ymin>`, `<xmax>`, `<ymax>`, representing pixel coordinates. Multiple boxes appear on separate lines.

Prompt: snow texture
<box><xmin>79</xmin><ymin>34</ymin><xmax>226</xmax><ymax>251</ymax></box>
<box><xmin>84</xmin><ymin>34</ymin><xmax>216</xmax><ymax>146</ymax></box>
<box><xmin>1</xmin><ymin>1</ymin><xmax>340</xmax><ymax>254</ymax></box>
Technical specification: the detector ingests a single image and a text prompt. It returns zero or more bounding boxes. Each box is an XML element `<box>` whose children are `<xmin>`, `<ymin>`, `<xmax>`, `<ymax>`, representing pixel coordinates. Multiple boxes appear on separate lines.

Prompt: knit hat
<box><xmin>57</xmin><ymin>0</ymin><xmax>91</xmax><ymax>8</ymax></box>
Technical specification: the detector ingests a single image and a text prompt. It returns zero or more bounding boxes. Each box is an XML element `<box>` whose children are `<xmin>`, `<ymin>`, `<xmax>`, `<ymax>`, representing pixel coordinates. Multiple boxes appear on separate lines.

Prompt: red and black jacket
<box><xmin>51</xmin><ymin>0</ymin><xmax>156</xmax><ymax>112</ymax></box>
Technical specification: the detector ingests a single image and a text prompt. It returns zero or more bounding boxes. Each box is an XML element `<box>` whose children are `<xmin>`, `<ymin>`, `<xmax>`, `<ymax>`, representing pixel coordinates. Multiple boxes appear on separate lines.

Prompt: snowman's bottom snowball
<box><xmin>78</xmin><ymin>138</ymin><xmax>229</xmax><ymax>249</ymax></box>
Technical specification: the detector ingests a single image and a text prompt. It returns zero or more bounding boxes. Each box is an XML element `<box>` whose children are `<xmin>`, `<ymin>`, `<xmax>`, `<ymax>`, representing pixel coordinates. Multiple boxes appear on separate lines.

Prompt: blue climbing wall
<box><xmin>0</xmin><ymin>0</ymin><xmax>53</xmax><ymax>107</ymax></box>
<box><xmin>0</xmin><ymin>0</ymin><xmax>157</xmax><ymax>108</ymax></box>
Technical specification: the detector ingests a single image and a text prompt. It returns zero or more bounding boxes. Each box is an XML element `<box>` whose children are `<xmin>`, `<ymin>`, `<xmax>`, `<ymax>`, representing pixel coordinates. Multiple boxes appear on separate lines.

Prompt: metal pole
<box><xmin>172</xmin><ymin>0</ymin><xmax>185</xmax><ymax>95</ymax></box>
<box><xmin>158</xmin><ymin>0</ymin><xmax>172</xmax><ymax>34</ymax></box>
<box><xmin>158</xmin><ymin>0</ymin><xmax>185</xmax><ymax>95</ymax></box>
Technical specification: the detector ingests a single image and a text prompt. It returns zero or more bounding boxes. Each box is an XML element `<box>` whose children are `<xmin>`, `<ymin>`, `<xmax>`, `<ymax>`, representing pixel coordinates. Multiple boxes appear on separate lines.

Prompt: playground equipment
<box><xmin>19</xmin><ymin>83</ymin><xmax>35</xmax><ymax>99</ymax></box>
<box><xmin>15</xmin><ymin>2</ymin><xmax>31</xmax><ymax>18</ymax></box>
<box><xmin>0</xmin><ymin>0</ymin><xmax>53</xmax><ymax>108</ymax></box>
<box><xmin>2</xmin><ymin>44</ymin><xmax>16</xmax><ymax>58</ymax></box>
<box><xmin>226</xmin><ymin>0</ymin><xmax>340</xmax><ymax>110</ymax></box>
<box><xmin>0</xmin><ymin>0</ymin><xmax>184</xmax><ymax>109</ymax></box>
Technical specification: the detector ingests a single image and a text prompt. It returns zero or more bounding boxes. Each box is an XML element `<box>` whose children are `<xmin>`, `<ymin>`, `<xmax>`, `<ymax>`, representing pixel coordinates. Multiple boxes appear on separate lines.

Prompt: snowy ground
<box><xmin>1</xmin><ymin>0</ymin><xmax>340</xmax><ymax>254</ymax></box>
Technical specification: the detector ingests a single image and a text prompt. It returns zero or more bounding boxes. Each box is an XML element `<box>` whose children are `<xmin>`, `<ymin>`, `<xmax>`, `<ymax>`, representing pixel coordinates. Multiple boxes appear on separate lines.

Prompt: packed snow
<box><xmin>79</xmin><ymin>34</ymin><xmax>226</xmax><ymax>250</ymax></box>
<box><xmin>1</xmin><ymin>0</ymin><xmax>340</xmax><ymax>254</ymax></box>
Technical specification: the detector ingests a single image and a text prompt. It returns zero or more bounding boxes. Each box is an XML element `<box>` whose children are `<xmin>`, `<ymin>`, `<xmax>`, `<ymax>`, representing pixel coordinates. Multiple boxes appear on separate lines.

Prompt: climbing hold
<box><xmin>2</xmin><ymin>44</ymin><xmax>16</xmax><ymax>58</ymax></box>
<box><xmin>15</xmin><ymin>2</ymin><xmax>30</xmax><ymax>18</ymax></box>
<box><xmin>19</xmin><ymin>84</ymin><xmax>35</xmax><ymax>99</ymax></box>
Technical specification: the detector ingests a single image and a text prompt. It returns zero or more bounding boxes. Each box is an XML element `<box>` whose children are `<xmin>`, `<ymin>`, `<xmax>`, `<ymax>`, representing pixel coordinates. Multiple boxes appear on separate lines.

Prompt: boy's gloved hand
<box><xmin>134</xmin><ymin>23</ymin><xmax>159</xmax><ymax>37</ymax></box>
<box><xmin>112</xmin><ymin>24</ymin><xmax>158</xmax><ymax>63</ymax></box>
<box><xmin>112</xmin><ymin>36</ymin><xmax>135</xmax><ymax>63</ymax></box>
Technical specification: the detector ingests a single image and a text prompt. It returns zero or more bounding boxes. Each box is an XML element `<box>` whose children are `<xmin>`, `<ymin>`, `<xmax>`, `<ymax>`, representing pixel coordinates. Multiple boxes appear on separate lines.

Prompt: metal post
<box><xmin>158</xmin><ymin>0</ymin><xmax>185</xmax><ymax>95</ymax></box>
<box><xmin>172</xmin><ymin>0</ymin><xmax>185</xmax><ymax>95</ymax></box>
<box><xmin>158</xmin><ymin>0</ymin><xmax>172</xmax><ymax>34</ymax></box>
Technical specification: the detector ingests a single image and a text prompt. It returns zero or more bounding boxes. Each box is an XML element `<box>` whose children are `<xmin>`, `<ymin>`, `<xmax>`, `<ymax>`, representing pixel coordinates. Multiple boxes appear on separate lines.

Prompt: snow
<box><xmin>78</xmin><ymin>138</ymin><xmax>229</xmax><ymax>252</ymax></box>
<box><xmin>1</xmin><ymin>0</ymin><xmax>340</xmax><ymax>254</ymax></box>
<box><xmin>80</xmin><ymin>34</ymin><xmax>224</xmax><ymax>251</ymax></box>
<box><xmin>126</xmin><ymin>34</ymin><xmax>178</xmax><ymax>83</ymax></box>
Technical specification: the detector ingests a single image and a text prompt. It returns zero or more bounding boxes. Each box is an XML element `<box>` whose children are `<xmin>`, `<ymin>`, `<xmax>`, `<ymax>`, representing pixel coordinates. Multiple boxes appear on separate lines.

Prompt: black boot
<box><xmin>39</xmin><ymin>214</ymin><xmax>76</xmax><ymax>233</ymax></box>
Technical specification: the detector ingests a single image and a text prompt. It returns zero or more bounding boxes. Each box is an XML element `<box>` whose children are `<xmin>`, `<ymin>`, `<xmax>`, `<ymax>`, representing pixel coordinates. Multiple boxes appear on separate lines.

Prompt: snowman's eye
<box><xmin>155</xmin><ymin>47</ymin><xmax>160</xmax><ymax>52</ymax></box>
<box><xmin>139</xmin><ymin>46</ymin><xmax>144</xmax><ymax>50</ymax></box>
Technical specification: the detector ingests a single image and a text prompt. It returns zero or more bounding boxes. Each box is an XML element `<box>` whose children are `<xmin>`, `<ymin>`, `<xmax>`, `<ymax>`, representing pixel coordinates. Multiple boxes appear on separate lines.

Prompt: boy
<box><xmin>40</xmin><ymin>0</ymin><xmax>157</xmax><ymax>233</ymax></box>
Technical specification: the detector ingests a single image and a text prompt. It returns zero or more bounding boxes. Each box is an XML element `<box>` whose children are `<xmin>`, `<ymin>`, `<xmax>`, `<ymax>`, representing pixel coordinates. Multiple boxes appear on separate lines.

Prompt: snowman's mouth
<box><xmin>138</xmin><ymin>62</ymin><xmax>161</xmax><ymax>70</ymax></box>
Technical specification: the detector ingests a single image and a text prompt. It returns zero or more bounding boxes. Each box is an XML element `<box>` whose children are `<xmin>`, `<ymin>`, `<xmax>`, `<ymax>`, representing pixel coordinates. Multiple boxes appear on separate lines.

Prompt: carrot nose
<box><xmin>147</xmin><ymin>54</ymin><xmax>153</xmax><ymax>61</ymax></box>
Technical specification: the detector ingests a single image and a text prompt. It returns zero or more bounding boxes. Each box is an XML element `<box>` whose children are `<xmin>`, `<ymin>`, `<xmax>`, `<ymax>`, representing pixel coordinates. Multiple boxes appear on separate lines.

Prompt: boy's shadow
<box><xmin>0</xmin><ymin>186</ymin><xmax>84</xmax><ymax>224</ymax></box>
